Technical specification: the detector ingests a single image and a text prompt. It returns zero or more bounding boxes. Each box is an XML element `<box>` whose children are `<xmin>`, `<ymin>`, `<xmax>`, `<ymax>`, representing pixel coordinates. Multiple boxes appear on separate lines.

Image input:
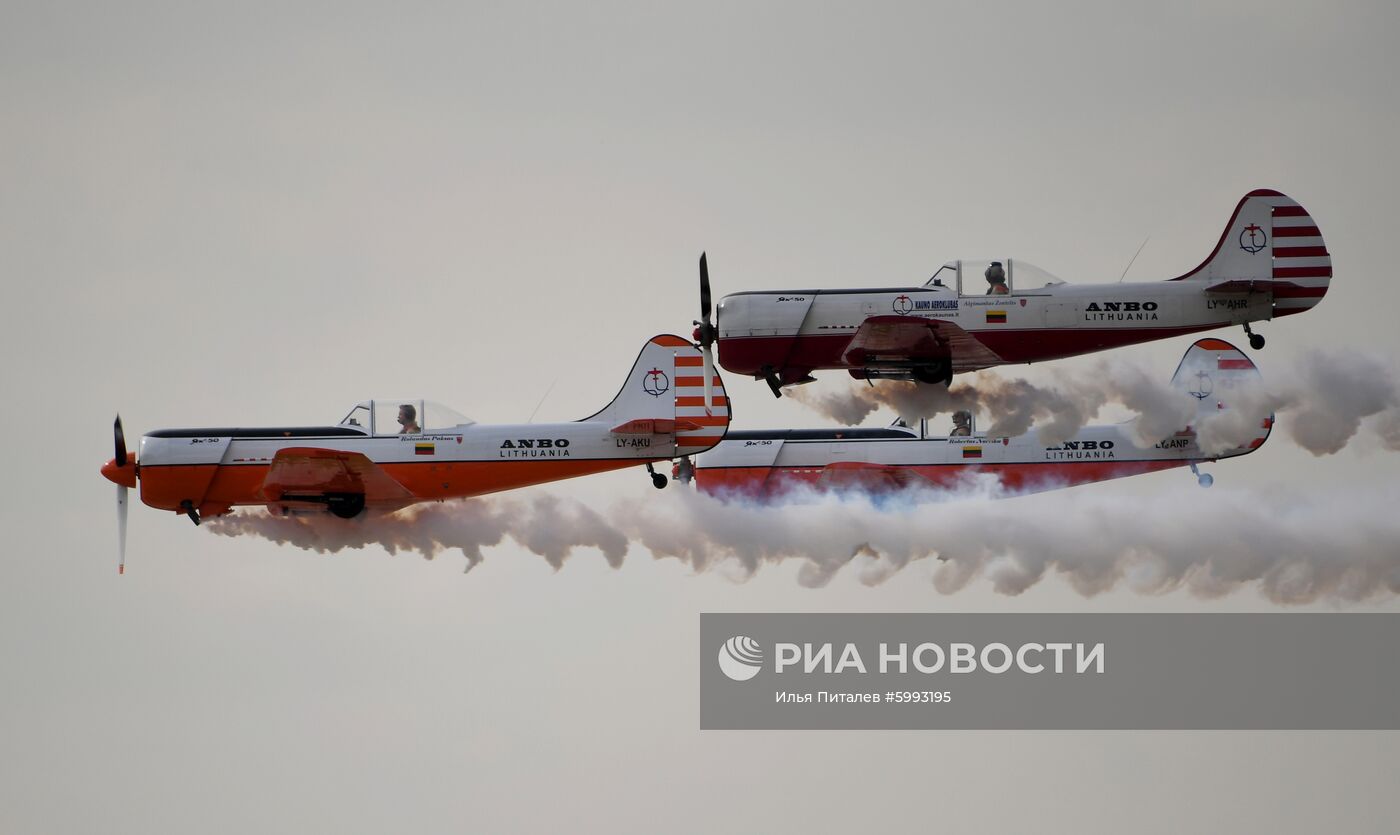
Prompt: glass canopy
<box><xmin>338</xmin><ymin>400</ymin><xmax>475</xmax><ymax>436</ymax></box>
<box><xmin>925</xmin><ymin>259</ymin><xmax>1067</xmax><ymax>294</ymax></box>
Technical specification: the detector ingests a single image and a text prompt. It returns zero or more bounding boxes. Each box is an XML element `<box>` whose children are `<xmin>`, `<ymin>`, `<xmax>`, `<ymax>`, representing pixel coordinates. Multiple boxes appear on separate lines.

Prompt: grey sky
<box><xmin>3</xmin><ymin>2</ymin><xmax>1398</xmax><ymax>832</ymax></box>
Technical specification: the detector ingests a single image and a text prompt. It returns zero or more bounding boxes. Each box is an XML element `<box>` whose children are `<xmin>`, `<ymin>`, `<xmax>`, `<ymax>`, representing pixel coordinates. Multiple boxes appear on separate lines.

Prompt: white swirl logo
<box><xmin>717</xmin><ymin>636</ymin><xmax>764</xmax><ymax>681</ymax></box>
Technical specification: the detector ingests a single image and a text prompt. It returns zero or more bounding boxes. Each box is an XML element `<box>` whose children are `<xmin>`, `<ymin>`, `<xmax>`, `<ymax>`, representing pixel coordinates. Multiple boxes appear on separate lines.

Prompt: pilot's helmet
<box><xmin>985</xmin><ymin>262</ymin><xmax>1006</xmax><ymax>285</ymax></box>
<box><xmin>952</xmin><ymin>410</ymin><xmax>971</xmax><ymax>426</ymax></box>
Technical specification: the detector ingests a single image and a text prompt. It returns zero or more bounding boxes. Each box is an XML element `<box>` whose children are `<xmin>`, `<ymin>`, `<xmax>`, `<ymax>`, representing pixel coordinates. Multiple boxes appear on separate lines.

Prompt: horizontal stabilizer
<box><xmin>610</xmin><ymin>418</ymin><xmax>703</xmax><ymax>436</ymax></box>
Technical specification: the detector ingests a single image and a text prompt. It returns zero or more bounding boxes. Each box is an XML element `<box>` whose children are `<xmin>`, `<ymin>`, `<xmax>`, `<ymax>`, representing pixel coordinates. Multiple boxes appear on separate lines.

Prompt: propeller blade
<box><xmin>699</xmin><ymin>252</ymin><xmax>712</xmax><ymax>324</ymax></box>
<box><xmin>117</xmin><ymin>484</ymin><xmax>128</xmax><ymax>575</ymax></box>
<box><xmin>114</xmin><ymin>414</ymin><xmax>128</xmax><ymax>468</ymax></box>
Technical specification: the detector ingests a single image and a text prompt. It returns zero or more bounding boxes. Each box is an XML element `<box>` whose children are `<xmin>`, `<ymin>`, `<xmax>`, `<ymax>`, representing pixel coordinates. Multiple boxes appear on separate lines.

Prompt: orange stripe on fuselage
<box><xmin>139</xmin><ymin>458</ymin><xmax>655</xmax><ymax>513</ymax></box>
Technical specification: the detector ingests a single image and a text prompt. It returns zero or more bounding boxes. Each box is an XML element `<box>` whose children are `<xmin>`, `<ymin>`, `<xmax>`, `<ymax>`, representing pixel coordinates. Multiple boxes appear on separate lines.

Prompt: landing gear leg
<box><xmin>1243</xmin><ymin>323</ymin><xmax>1265</xmax><ymax>351</ymax></box>
<box><xmin>1189</xmin><ymin>463</ymin><xmax>1214</xmax><ymax>488</ymax></box>
<box><xmin>761</xmin><ymin>365</ymin><xmax>783</xmax><ymax>398</ymax></box>
<box><xmin>179</xmin><ymin>500</ymin><xmax>201</xmax><ymax>526</ymax></box>
<box><xmin>646</xmin><ymin>462</ymin><xmax>668</xmax><ymax>490</ymax></box>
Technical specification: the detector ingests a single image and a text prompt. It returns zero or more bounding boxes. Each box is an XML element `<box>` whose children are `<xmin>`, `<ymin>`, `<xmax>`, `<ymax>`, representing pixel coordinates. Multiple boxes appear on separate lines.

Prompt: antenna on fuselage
<box><xmin>1118</xmin><ymin>235</ymin><xmax>1150</xmax><ymax>283</ymax></box>
<box><xmin>527</xmin><ymin>379</ymin><xmax>557</xmax><ymax>423</ymax></box>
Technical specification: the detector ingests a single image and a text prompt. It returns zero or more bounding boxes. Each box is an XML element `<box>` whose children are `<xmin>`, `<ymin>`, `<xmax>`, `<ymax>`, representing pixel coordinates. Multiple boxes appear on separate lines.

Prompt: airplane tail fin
<box><xmin>581</xmin><ymin>334</ymin><xmax>731</xmax><ymax>455</ymax></box>
<box><xmin>1169</xmin><ymin>338</ymin><xmax>1272</xmax><ymax>452</ymax></box>
<box><xmin>1169</xmin><ymin>189</ymin><xmax>1331</xmax><ymax>318</ymax></box>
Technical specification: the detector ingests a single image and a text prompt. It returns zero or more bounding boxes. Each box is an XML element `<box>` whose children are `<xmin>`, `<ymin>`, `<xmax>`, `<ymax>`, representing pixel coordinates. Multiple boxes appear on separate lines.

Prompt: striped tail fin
<box><xmin>1170</xmin><ymin>338</ymin><xmax>1273</xmax><ymax>452</ymax></box>
<box><xmin>581</xmin><ymin>334</ymin><xmax>731</xmax><ymax>455</ymax></box>
<box><xmin>1170</xmin><ymin>189</ymin><xmax>1331</xmax><ymax>317</ymax></box>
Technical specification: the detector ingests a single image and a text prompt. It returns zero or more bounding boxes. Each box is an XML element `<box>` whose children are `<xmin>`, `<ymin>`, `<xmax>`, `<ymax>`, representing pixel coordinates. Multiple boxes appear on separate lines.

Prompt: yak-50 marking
<box><xmin>100</xmin><ymin>335</ymin><xmax>729</xmax><ymax>573</ymax></box>
<box><xmin>686</xmin><ymin>339</ymin><xmax>1268</xmax><ymax>499</ymax></box>
<box><xmin>696</xmin><ymin>189</ymin><xmax>1328</xmax><ymax>395</ymax></box>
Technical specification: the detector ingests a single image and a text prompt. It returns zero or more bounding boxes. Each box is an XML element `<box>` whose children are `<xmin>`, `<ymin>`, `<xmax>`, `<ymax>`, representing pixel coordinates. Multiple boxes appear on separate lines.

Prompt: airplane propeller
<box><xmin>114</xmin><ymin>415</ymin><xmax>128</xmax><ymax>575</ymax></box>
<box><xmin>693</xmin><ymin>252</ymin><xmax>717</xmax><ymax>414</ymax></box>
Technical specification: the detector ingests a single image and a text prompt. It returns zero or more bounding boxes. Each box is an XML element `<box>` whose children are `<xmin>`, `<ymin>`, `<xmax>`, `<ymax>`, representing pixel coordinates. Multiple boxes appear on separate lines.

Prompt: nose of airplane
<box><xmin>101</xmin><ymin>457</ymin><xmax>137</xmax><ymax>488</ymax></box>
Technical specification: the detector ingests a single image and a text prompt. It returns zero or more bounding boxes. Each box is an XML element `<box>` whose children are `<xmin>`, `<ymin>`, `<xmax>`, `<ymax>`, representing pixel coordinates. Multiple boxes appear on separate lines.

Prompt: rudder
<box><xmin>581</xmin><ymin>334</ymin><xmax>731</xmax><ymax>454</ymax></box>
<box><xmin>1169</xmin><ymin>338</ymin><xmax>1272</xmax><ymax>452</ymax></box>
<box><xmin>1170</xmin><ymin>189</ymin><xmax>1331</xmax><ymax>317</ymax></box>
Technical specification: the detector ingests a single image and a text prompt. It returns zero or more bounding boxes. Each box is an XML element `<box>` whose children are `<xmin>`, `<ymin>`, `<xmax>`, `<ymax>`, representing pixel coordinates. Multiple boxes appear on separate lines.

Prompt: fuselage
<box><xmin>106</xmin><ymin>333</ymin><xmax>732</xmax><ymax>523</ymax></box>
<box><xmin>715</xmin><ymin>190</ymin><xmax>1329</xmax><ymax>385</ymax></box>
<box><xmin>694</xmin><ymin>417</ymin><xmax>1270</xmax><ymax>500</ymax></box>
<box><xmin>716</xmin><ymin>277</ymin><xmax>1270</xmax><ymax>383</ymax></box>
<box><xmin>135</xmin><ymin>419</ymin><xmax>680</xmax><ymax>518</ymax></box>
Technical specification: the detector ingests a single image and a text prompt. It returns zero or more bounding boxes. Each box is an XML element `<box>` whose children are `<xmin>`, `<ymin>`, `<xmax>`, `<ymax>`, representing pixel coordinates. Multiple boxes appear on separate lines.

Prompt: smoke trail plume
<box><xmin>206</xmin><ymin>493</ymin><xmax>627</xmax><ymax>572</ymax></box>
<box><xmin>208</xmin><ymin>481</ymin><xmax>1400</xmax><ymax>605</ymax></box>
<box><xmin>790</xmin><ymin>349</ymin><xmax>1400</xmax><ymax>455</ymax></box>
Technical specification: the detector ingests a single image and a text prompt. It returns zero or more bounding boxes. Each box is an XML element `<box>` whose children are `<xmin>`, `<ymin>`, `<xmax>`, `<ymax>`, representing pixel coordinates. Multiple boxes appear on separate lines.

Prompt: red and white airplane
<box><xmin>686</xmin><ymin>339</ymin><xmax>1268</xmax><ymax>500</ymax></box>
<box><xmin>696</xmin><ymin>190</ymin><xmax>1328</xmax><ymax>394</ymax></box>
<box><xmin>101</xmin><ymin>335</ymin><xmax>729</xmax><ymax>573</ymax></box>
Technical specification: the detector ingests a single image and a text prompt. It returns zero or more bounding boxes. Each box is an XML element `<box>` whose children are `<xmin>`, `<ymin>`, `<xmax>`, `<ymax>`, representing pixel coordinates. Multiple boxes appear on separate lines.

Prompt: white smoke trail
<box><xmin>206</xmin><ymin>480</ymin><xmax>1400</xmax><ymax>605</ymax></box>
<box><xmin>613</xmin><ymin>484</ymin><xmax>1400</xmax><ymax>603</ymax></box>
<box><xmin>206</xmin><ymin>493</ymin><xmax>627</xmax><ymax>572</ymax></box>
<box><xmin>789</xmin><ymin>349</ymin><xmax>1400</xmax><ymax>456</ymax></box>
<box><xmin>786</xmin><ymin>360</ymin><xmax>1193</xmax><ymax>447</ymax></box>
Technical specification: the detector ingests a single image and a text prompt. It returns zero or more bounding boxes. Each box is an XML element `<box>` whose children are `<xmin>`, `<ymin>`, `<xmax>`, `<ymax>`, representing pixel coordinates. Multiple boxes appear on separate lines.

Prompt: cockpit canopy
<box><xmin>337</xmin><ymin>400</ymin><xmax>474</xmax><ymax>436</ymax></box>
<box><xmin>925</xmin><ymin>259</ymin><xmax>1066</xmax><ymax>295</ymax></box>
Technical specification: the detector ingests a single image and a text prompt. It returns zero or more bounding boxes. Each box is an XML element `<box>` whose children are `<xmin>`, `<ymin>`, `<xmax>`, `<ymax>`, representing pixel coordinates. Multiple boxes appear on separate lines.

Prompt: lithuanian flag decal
<box><xmin>962</xmin><ymin>446</ymin><xmax>982</xmax><ymax>459</ymax></box>
<box><xmin>415</xmin><ymin>443</ymin><xmax>435</xmax><ymax>456</ymax></box>
<box><xmin>985</xmin><ymin>310</ymin><xmax>1007</xmax><ymax>324</ymax></box>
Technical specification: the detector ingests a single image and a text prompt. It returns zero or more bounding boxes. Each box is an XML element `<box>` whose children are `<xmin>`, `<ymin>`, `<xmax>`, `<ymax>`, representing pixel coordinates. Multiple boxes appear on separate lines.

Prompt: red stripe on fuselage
<box><xmin>718</xmin><ymin>324</ymin><xmax>1231</xmax><ymax>376</ymax></box>
<box><xmin>696</xmin><ymin>460</ymin><xmax>1190</xmax><ymax>500</ymax></box>
<box><xmin>138</xmin><ymin>458</ymin><xmax>654</xmax><ymax>514</ymax></box>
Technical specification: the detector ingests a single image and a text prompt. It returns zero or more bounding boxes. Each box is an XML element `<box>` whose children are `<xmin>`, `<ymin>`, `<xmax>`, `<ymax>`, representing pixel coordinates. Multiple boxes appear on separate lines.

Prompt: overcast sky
<box><xmin>3</xmin><ymin>2</ymin><xmax>1398</xmax><ymax>833</ymax></box>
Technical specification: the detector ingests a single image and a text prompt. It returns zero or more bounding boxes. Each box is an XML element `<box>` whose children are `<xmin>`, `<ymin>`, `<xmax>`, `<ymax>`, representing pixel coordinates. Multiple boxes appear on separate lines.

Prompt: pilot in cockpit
<box><xmin>949</xmin><ymin>410</ymin><xmax>972</xmax><ymax>437</ymax></box>
<box><xmin>985</xmin><ymin>262</ymin><xmax>1009</xmax><ymax>295</ymax></box>
<box><xmin>397</xmin><ymin>404</ymin><xmax>421</xmax><ymax>434</ymax></box>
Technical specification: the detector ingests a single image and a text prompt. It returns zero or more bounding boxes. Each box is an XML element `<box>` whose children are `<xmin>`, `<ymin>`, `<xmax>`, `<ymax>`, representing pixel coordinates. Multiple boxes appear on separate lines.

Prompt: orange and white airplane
<box><xmin>697</xmin><ymin>190</ymin><xmax>1328</xmax><ymax>394</ymax></box>
<box><xmin>686</xmin><ymin>339</ymin><xmax>1268</xmax><ymax>500</ymax></box>
<box><xmin>101</xmin><ymin>335</ymin><xmax>729</xmax><ymax>573</ymax></box>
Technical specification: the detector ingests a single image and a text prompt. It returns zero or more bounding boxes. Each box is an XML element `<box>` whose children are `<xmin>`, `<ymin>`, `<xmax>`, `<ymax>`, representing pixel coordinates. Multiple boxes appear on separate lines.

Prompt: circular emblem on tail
<box><xmin>1188</xmin><ymin>370</ymin><xmax>1214</xmax><ymax>401</ymax></box>
<box><xmin>643</xmin><ymin>368</ymin><xmax>670</xmax><ymax>397</ymax></box>
<box><xmin>1239</xmin><ymin>223</ymin><xmax>1267</xmax><ymax>254</ymax></box>
<box><xmin>718</xmin><ymin>635</ymin><xmax>763</xmax><ymax>681</ymax></box>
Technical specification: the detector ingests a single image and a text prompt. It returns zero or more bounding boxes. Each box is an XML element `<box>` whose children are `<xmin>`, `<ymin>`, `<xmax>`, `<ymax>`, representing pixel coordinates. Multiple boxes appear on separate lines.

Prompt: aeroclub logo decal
<box><xmin>718</xmin><ymin>635</ymin><xmax>764</xmax><ymax>681</ymax></box>
<box><xmin>1187</xmin><ymin>370</ymin><xmax>1214</xmax><ymax>401</ymax></box>
<box><xmin>1239</xmin><ymin>223</ymin><xmax>1267</xmax><ymax>253</ymax></box>
<box><xmin>893</xmin><ymin>294</ymin><xmax>913</xmax><ymax>315</ymax></box>
<box><xmin>643</xmin><ymin>367</ymin><xmax>670</xmax><ymax>397</ymax></box>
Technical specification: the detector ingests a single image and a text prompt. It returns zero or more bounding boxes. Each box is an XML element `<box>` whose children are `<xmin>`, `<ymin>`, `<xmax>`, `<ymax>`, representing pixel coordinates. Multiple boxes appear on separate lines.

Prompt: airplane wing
<box><xmin>842</xmin><ymin>315</ymin><xmax>1003</xmax><ymax>373</ymax></box>
<box><xmin>1203</xmin><ymin>279</ymin><xmax>1274</xmax><ymax>294</ymax></box>
<box><xmin>1204</xmin><ymin>278</ymin><xmax>1323</xmax><ymax>298</ymax></box>
<box><xmin>261</xmin><ymin>447</ymin><xmax>413</xmax><ymax>501</ymax></box>
<box><xmin>817</xmin><ymin>461</ymin><xmax>931</xmax><ymax>492</ymax></box>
